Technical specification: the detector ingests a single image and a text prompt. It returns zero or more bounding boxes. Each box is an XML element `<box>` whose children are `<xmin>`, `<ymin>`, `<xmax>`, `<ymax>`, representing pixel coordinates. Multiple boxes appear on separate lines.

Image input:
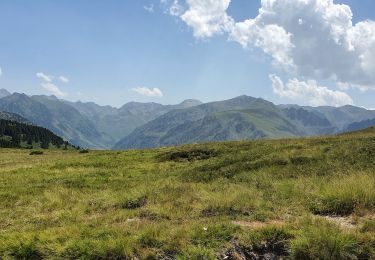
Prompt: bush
<box><xmin>29</xmin><ymin>151</ymin><xmax>43</xmax><ymax>155</ymax></box>
<box><xmin>290</xmin><ymin>156</ymin><xmax>315</xmax><ymax>165</ymax></box>
<box><xmin>159</xmin><ymin>148</ymin><xmax>218</xmax><ymax>162</ymax></box>
<box><xmin>237</xmin><ymin>227</ymin><xmax>293</xmax><ymax>259</ymax></box>
<box><xmin>309</xmin><ymin>197</ymin><xmax>356</xmax><ymax>216</ymax></box>
<box><xmin>79</xmin><ymin>149</ymin><xmax>89</xmax><ymax>154</ymax></box>
<box><xmin>122</xmin><ymin>196</ymin><xmax>147</xmax><ymax>209</ymax></box>
<box><xmin>9</xmin><ymin>240</ymin><xmax>43</xmax><ymax>260</ymax></box>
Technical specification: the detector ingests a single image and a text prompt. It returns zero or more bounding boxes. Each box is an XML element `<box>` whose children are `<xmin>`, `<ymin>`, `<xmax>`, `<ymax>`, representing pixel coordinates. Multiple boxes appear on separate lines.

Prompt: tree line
<box><xmin>0</xmin><ymin>119</ymin><xmax>70</xmax><ymax>149</ymax></box>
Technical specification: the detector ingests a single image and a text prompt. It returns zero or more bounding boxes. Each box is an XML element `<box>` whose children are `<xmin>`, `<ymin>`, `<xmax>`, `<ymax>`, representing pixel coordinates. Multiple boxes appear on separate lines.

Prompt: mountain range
<box><xmin>0</xmin><ymin>88</ymin><xmax>375</xmax><ymax>149</ymax></box>
<box><xmin>0</xmin><ymin>89</ymin><xmax>202</xmax><ymax>148</ymax></box>
<box><xmin>114</xmin><ymin>96</ymin><xmax>375</xmax><ymax>149</ymax></box>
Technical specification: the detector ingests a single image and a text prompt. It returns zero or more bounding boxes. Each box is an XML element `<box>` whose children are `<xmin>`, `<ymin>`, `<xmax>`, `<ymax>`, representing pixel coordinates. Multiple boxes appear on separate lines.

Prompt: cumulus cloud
<box><xmin>36</xmin><ymin>72</ymin><xmax>53</xmax><ymax>82</ymax></box>
<box><xmin>170</xmin><ymin>0</ymin><xmax>375</xmax><ymax>91</ymax></box>
<box><xmin>59</xmin><ymin>76</ymin><xmax>69</xmax><ymax>83</ymax></box>
<box><xmin>41</xmin><ymin>82</ymin><xmax>67</xmax><ymax>97</ymax></box>
<box><xmin>180</xmin><ymin>0</ymin><xmax>234</xmax><ymax>38</ymax></box>
<box><xmin>270</xmin><ymin>74</ymin><xmax>353</xmax><ymax>107</ymax></box>
<box><xmin>132</xmin><ymin>87</ymin><xmax>163</xmax><ymax>97</ymax></box>
<box><xmin>231</xmin><ymin>22</ymin><xmax>294</xmax><ymax>66</ymax></box>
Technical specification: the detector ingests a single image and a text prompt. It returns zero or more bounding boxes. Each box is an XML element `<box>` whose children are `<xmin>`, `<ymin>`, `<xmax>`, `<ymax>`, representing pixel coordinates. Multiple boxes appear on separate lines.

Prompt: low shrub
<box><xmin>122</xmin><ymin>196</ymin><xmax>147</xmax><ymax>209</ymax></box>
<box><xmin>159</xmin><ymin>148</ymin><xmax>218</xmax><ymax>162</ymax></box>
<box><xmin>290</xmin><ymin>156</ymin><xmax>316</xmax><ymax>165</ymax></box>
<box><xmin>138</xmin><ymin>210</ymin><xmax>170</xmax><ymax>221</ymax></box>
<box><xmin>237</xmin><ymin>226</ymin><xmax>293</xmax><ymax>259</ymax></box>
<box><xmin>29</xmin><ymin>151</ymin><xmax>43</xmax><ymax>155</ymax></box>
<box><xmin>9</xmin><ymin>239</ymin><xmax>43</xmax><ymax>260</ymax></box>
<box><xmin>309</xmin><ymin>197</ymin><xmax>356</xmax><ymax>216</ymax></box>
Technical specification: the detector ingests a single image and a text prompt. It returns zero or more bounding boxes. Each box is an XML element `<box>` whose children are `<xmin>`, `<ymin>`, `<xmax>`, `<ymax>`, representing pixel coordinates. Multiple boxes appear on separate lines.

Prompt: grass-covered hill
<box><xmin>0</xmin><ymin>128</ymin><xmax>374</xmax><ymax>259</ymax></box>
<box><xmin>345</xmin><ymin>118</ymin><xmax>375</xmax><ymax>133</ymax></box>
<box><xmin>0</xmin><ymin>117</ymin><xmax>71</xmax><ymax>149</ymax></box>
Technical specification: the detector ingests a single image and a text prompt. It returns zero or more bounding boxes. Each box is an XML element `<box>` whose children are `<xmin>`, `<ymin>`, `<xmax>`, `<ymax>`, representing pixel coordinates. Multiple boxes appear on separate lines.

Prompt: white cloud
<box><xmin>37</xmin><ymin>73</ymin><xmax>69</xmax><ymax>84</ymax></box>
<box><xmin>37</xmin><ymin>72</ymin><xmax>68</xmax><ymax>97</ymax></box>
<box><xmin>171</xmin><ymin>0</ymin><xmax>375</xmax><ymax>90</ymax></box>
<box><xmin>231</xmin><ymin>22</ymin><xmax>294</xmax><ymax>67</ymax></box>
<box><xmin>36</xmin><ymin>72</ymin><xmax>53</xmax><ymax>82</ymax></box>
<box><xmin>144</xmin><ymin>4</ymin><xmax>154</xmax><ymax>13</ymax></box>
<box><xmin>131</xmin><ymin>87</ymin><xmax>163</xmax><ymax>97</ymax></box>
<box><xmin>59</xmin><ymin>76</ymin><xmax>69</xmax><ymax>83</ymax></box>
<box><xmin>180</xmin><ymin>0</ymin><xmax>234</xmax><ymax>38</ymax></box>
<box><xmin>270</xmin><ymin>74</ymin><xmax>353</xmax><ymax>107</ymax></box>
<box><xmin>161</xmin><ymin>0</ymin><xmax>184</xmax><ymax>16</ymax></box>
<box><xmin>169</xmin><ymin>0</ymin><xmax>183</xmax><ymax>16</ymax></box>
<box><xmin>41</xmin><ymin>82</ymin><xmax>67</xmax><ymax>97</ymax></box>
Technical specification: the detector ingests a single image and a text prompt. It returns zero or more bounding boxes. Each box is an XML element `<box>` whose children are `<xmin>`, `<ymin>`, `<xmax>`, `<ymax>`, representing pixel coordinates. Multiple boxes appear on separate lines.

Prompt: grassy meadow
<box><xmin>0</xmin><ymin>128</ymin><xmax>375</xmax><ymax>259</ymax></box>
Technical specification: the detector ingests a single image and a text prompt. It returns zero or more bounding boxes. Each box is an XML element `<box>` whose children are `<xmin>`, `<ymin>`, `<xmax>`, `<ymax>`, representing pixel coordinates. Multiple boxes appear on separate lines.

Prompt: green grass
<box><xmin>0</xmin><ymin>129</ymin><xmax>375</xmax><ymax>259</ymax></box>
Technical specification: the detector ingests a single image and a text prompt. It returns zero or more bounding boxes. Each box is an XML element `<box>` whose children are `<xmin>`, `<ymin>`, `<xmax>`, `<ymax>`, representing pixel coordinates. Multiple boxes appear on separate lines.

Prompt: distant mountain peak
<box><xmin>179</xmin><ymin>99</ymin><xmax>202</xmax><ymax>104</ymax></box>
<box><xmin>0</xmin><ymin>88</ymin><xmax>11</xmax><ymax>98</ymax></box>
<box><xmin>48</xmin><ymin>95</ymin><xmax>59</xmax><ymax>101</ymax></box>
<box><xmin>31</xmin><ymin>94</ymin><xmax>60</xmax><ymax>101</ymax></box>
<box><xmin>9</xmin><ymin>92</ymin><xmax>29</xmax><ymax>100</ymax></box>
<box><xmin>176</xmin><ymin>99</ymin><xmax>202</xmax><ymax>109</ymax></box>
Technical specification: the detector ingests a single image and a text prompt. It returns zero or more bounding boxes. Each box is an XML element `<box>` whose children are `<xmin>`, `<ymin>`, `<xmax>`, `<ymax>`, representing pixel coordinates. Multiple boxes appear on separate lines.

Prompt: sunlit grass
<box><xmin>0</xmin><ymin>129</ymin><xmax>374</xmax><ymax>258</ymax></box>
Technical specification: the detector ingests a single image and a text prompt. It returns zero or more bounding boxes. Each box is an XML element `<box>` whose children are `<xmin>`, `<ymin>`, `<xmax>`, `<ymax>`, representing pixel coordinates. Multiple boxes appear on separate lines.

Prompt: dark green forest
<box><xmin>0</xmin><ymin>119</ymin><xmax>70</xmax><ymax>149</ymax></box>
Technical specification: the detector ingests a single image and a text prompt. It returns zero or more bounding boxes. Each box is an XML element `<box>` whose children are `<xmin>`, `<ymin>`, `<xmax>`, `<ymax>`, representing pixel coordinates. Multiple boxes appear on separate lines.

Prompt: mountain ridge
<box><xmin>114</xmin><ymin>95</ymin><xmax>375</xmax><ymax>149</ymax></box>
<box><xmin>0</xmin><ymin>88</ymin><xmax>11</xmax><ymax>99</ymax></box>
<box><xmin>1</xmin><ymin>89</ymin><xmax>375</xmax><ymax>149</ymax></box>
<box><xmin>0</xmin><ymin>89</ymin><xmax>203</xmax><ymax>148</ymax></box>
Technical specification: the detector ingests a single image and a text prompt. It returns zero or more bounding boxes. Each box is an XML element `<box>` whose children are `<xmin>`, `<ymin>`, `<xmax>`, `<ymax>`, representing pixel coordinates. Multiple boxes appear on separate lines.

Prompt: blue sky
<box><xmin>0</xmin><ymin>0</ymin><xmax>374</xmax><ymax>108</ymax></box>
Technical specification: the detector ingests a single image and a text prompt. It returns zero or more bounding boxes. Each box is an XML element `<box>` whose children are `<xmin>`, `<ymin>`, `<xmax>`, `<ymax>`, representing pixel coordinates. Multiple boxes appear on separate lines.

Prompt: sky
<box><xmin>0</xmin><ymin>0</ymin><xmax>374</xmax><ymax>108</ymax></box>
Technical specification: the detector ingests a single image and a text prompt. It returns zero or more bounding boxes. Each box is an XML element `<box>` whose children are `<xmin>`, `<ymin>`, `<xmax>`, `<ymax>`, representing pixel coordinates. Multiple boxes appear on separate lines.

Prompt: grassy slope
<box><xmin>0</xmin><ymin>129</ymin><xmax>375</xmax><ymax>259</ymax></box>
